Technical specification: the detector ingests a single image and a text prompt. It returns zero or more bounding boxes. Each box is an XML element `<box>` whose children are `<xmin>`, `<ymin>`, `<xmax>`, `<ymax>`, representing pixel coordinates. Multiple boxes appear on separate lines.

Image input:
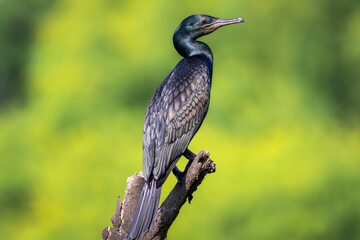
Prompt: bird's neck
<box><xmin>173</xmin><ymin>34</ymin><xmax>213</xmax><ymax>63</ymax></box>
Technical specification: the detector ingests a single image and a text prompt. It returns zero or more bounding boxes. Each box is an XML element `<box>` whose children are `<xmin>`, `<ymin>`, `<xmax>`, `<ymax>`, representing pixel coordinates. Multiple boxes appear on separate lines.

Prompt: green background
<box><xmin>1</xmin><ymin>0</ymin><xmax>360</xmax><ymax>239</ymax></box>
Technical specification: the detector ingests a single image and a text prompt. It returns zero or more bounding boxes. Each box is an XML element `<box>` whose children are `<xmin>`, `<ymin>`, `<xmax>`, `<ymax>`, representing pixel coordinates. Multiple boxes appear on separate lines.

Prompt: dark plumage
<box><xmin>128</xmin><ymin>14</ymin><xmax>244</xmax><ymax>239</ymax></box>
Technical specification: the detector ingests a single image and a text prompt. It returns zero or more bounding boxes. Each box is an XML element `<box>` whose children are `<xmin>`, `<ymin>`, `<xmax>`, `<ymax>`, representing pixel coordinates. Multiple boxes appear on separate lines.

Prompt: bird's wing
<box><xmin>142</xmin><ymin>84</ymin><xmax>162</xmax><ymax>181</ymax></box>
<box><xmin>146</xmin><ymin>59</ymin><xmax>211</xmax><ymax>181</ymax></box>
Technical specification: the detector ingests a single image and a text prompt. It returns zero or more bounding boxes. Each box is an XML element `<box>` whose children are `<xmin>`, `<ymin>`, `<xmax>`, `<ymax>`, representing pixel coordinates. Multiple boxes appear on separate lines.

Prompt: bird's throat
<box><xmin>173</xmin><ymin>34</ymin><xmax>213</xmax><ymax>62</ymax></box>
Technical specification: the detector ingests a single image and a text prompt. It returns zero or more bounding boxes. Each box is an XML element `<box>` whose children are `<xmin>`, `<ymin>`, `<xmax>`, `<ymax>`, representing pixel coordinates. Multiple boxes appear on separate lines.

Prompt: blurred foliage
<box><xmin>1</xmin><ymin>0</ymin><xmax>360</xmax><ymax>239</ymax></box>
<box><xmin>0</xmin><ymin>0</ymin><xmax>55</xmax><ymax>105</ymax></box>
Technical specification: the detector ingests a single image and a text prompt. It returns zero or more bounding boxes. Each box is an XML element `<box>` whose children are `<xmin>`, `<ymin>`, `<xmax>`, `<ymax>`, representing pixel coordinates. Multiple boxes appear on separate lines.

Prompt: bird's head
<box><xmin>174</xmin><ymin>14</ymin><xmax>244</xmax><ymax>39</ymax></box>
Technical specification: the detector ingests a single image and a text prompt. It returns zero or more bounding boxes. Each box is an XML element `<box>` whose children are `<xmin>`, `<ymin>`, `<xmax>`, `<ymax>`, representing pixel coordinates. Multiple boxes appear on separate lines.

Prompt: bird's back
<box><xmin>142</xmin><ymin>55</ymin><xmax>213</xmax><ymax>184</ymax></box>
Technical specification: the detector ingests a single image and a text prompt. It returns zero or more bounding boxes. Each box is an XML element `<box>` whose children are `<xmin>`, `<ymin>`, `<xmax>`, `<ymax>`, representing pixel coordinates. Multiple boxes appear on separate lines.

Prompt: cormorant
<box><xmin>128</xmin><ymin>14</ymin><xmax>244</xmax><ymax>239</ymax></box>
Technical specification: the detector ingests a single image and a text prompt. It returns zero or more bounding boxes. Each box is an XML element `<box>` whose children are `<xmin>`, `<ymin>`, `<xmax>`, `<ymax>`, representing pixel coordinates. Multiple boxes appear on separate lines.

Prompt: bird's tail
<box><xmin>127</xmin><ymin>179</ymin><xmax>161</xmax><ymax>240</ymax></box>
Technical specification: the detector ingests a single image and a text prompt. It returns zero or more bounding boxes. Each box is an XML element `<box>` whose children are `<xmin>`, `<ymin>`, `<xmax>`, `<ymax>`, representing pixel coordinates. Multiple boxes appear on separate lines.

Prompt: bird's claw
<box><xmin>176</xmin><ymin>171</ymin><xmax>186</xmax><ymax>184</ymax></box>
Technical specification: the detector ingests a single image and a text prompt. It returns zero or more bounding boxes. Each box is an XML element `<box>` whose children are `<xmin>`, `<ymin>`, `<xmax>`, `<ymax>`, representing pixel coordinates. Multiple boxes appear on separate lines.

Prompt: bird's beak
<box><xmin>204</xmin><ymin>18</ymin><xmax>244</xmax><ymax>33</ymax></box>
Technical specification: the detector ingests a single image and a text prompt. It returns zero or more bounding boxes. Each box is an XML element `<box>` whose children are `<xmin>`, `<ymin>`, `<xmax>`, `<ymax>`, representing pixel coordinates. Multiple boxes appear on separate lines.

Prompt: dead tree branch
<box><xmin>102</xmin><ymin>150</ymin><xmax>216</xmax><ymax>240</ymax></box>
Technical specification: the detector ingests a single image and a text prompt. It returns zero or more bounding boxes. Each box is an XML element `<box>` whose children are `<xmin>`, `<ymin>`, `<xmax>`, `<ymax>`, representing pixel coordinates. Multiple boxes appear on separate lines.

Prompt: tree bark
<box><xmin>102</xmin><ymin>150</ymin><xmax>216</xmax><ymax>240</ymax></box>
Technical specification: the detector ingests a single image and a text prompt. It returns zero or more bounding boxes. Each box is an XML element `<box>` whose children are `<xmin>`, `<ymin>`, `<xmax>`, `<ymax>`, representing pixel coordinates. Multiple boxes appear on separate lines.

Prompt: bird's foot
<box><xmin>176</xmin><ymin>172</ymin><xmax>186</xmax><ymax>184</ymax></box>
<box><xmin>183</xmin><ymin>148</ymin><xmax>196</xmax><ymax>161</ymax></box>
<box><xmin>172</xmin><ymin>166</ymin><xmax>186</xmax><ymax>184</ymax></box>
<box><xmin>172</xmin><ymin>149</ymin><xmax>196</xmax><ymax>184</ymax></box>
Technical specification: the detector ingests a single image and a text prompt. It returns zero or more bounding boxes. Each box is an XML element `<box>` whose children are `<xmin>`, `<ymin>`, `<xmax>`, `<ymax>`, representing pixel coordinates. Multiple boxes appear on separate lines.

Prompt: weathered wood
<box><xmin>102</xmin><ymin>150</ymin><xmax>215</xmax><ymax>240</ymax></box>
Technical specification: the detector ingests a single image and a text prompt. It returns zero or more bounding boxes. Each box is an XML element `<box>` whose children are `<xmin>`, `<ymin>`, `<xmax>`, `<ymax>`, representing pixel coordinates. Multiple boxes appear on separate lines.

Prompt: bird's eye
<box><xmin>206</xmin><ymin>18</ymin><xmax>212</xmax><ymax>23</ymax></box>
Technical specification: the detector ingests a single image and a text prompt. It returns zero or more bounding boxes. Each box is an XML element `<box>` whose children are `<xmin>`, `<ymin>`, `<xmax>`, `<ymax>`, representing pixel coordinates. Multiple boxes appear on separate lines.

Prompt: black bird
<box><xmin>128</xmin><ymin>14</ymin><xmax>244</xmax><ymax>239</ymax></box>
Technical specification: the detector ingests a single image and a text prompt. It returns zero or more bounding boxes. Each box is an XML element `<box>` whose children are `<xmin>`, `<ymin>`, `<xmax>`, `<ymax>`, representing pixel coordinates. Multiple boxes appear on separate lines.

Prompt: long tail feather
<box><xmin>127</xmin><ymin>179</ymin><xmax>161</xmax><ymax>239</ymax></box>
